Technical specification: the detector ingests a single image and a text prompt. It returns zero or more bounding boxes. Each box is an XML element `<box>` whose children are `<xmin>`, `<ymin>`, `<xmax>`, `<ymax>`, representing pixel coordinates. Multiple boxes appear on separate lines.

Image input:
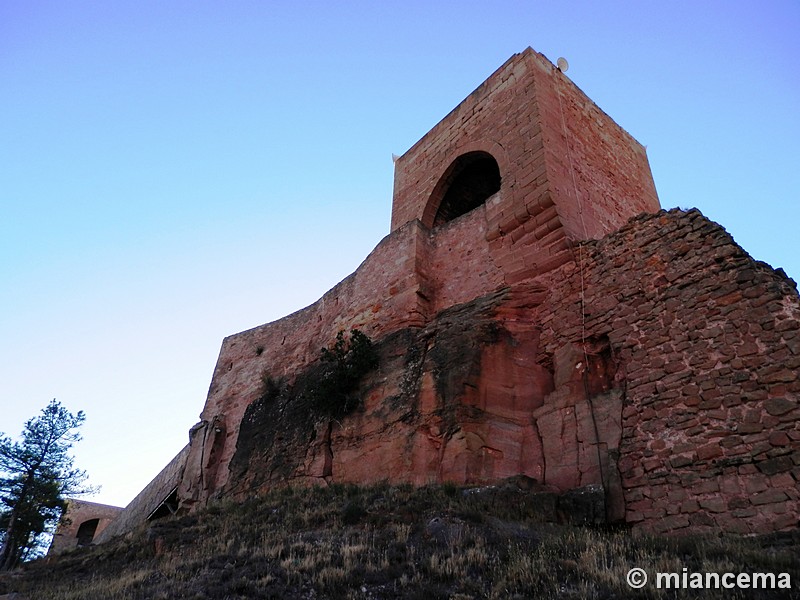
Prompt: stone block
<box><xmin>764</xmin><ymin>397</ymin><xmax>795</xmax><ymax>416</ymax></box>
<box><xmin>750</xmin><ymin>490</ymin><xmax>789</xmax><ymax>506</ymax></box>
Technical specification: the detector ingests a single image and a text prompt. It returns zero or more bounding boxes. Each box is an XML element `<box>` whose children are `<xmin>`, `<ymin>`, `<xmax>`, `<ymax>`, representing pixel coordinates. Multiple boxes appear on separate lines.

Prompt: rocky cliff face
<box><xmin>226</xmin><ymin>286</ymin><xmax>624</xmax><ymax>518</ymax></box>
<box><xmin>226</xmin><ymin>291</ymin><xmax>560</xmax><ymax>491</ymax></box>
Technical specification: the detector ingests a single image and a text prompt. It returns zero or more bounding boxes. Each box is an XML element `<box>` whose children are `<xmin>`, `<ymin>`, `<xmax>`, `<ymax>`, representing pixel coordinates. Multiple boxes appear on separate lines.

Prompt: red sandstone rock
<box><xmin>181</xmin><ymin>206</ymin><xmax>800</xmax><ymax>537</ymax></box>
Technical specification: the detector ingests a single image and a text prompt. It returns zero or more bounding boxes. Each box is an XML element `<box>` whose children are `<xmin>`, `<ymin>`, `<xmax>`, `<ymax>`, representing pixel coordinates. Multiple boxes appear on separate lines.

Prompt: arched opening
<box><xmin>76</xmin><ymin>518</ymin><xmax>99</xmax><ymax>546</ymax></box>
<box><xmin>429</xmin><ymin>152</ymin><xmax>501</xmax><ymax>228</ymax></box>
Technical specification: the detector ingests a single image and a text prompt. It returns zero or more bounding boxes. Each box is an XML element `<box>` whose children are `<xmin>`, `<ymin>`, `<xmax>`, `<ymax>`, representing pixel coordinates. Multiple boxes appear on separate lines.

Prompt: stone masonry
<box><xmin>536</xmin><ymin>209</ymin><xmax>800</xmax><ymax>534</ymax></box>
<box><xmin>48</xmin><ymin>500</ymin><xmax>122</xmax><ymax>555</ymax></box>
<box><xmin>84</xmin><ymin>47</ymin><xmax>797</xmax><ymax>539</ymax></box>
<box><xmin>176</xmin><ymin>47</ymin><xmax>662</xmax><ymax>513</ymax></box>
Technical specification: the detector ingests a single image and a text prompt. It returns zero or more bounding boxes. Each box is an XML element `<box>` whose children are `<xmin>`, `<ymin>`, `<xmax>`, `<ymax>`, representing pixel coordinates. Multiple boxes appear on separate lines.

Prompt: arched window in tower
<box><xmin>430</xmin><ymin>151</ymin><xmax>501</xmax><ymax>227</ymax></box>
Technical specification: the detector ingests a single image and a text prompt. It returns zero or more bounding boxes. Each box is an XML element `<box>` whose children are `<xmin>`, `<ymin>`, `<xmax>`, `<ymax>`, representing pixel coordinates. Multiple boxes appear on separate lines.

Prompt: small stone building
<box><xmin>48</xmin><ymin>500</ymin><xmax>122</xmax><ymax>554</ymax></box>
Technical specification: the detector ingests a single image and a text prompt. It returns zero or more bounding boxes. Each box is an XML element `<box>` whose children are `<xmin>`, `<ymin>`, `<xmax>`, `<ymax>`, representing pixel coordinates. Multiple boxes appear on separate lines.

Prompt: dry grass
<box><xmin>1</xmin><ymin>482</ymin><xmax>797</xmax><ymax>599</ymax></box>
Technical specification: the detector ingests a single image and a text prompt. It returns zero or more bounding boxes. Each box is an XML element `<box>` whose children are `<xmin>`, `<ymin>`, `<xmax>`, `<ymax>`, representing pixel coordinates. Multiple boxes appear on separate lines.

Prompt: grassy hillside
<box><xmin>1</xmin><ymin>482</ymin><xmax>798</xmax><ymax>599</ymax></box>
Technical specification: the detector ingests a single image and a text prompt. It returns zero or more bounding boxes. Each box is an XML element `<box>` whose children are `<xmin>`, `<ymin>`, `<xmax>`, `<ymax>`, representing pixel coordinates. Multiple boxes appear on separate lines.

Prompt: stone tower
<box><xmin>175</xmin><ymin>48</ymin><xmax>662</xmax><ymax>510</ymax></box>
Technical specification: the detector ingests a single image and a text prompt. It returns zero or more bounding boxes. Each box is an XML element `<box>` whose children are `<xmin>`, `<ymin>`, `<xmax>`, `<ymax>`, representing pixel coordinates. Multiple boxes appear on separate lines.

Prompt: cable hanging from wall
<box><xmin>554</xmin><ymin>61</ymin><xmax>608</xmax><ymax>515</ymax></box>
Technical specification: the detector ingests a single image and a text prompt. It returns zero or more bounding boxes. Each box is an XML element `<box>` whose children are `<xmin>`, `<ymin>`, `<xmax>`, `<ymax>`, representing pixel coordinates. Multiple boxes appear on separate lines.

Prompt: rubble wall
<box><xmin>537</xmin><ymin>208</ymin><xmax>800</xmax><ymax>534</ymax></box>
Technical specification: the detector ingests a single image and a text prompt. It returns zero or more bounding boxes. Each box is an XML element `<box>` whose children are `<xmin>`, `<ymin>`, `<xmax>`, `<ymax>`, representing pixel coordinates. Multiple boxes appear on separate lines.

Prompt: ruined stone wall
<box><xmin>536</xmin><ymin>208</ymin><xmax>800</xmax><ymax>534</ymax></box>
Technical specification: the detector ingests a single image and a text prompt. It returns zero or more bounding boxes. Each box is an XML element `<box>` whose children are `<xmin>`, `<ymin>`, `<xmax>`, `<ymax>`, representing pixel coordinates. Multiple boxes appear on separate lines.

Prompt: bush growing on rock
<box><xmin>309</xmin><ymin>329</ymin><xmax>379</xmax><ymax>418</ymax></box>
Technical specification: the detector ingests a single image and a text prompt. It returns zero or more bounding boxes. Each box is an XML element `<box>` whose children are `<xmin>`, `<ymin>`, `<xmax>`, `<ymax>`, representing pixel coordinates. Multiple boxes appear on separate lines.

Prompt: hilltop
<box><xmin>3</xmin><ymin>481</ymin><xmax>798</xmax><ymax>599</ymax></box>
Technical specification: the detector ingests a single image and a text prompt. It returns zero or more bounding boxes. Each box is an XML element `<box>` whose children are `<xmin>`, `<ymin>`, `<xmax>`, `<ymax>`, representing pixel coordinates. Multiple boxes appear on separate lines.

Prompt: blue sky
<box><xmin>1</xmin><ymin>1</ymin><xmax>798</xmax><ymax>507</ymax></box>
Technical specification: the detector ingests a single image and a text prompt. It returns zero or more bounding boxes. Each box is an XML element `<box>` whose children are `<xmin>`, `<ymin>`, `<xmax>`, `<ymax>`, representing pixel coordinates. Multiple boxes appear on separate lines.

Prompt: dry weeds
<box><xmin>0</xmin><ymin>482</ymin><xmax>797</xmax><ymax>599</ymax></box>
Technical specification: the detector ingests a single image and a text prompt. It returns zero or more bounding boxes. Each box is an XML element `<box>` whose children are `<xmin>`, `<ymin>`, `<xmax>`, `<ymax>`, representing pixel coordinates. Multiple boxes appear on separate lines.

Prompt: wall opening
<box><xmin>147</xmin><ymin>487</ymin><xmax>180</xmax><ymax>522</ymax></box>
<box><xmin>76</xmin><ymin>518</ymin><xmax>99</xmax><ymax>546</ymax></box>
<box><xmin>428</xmin><ymin>152</ymin><xmax>501</xmax><ymax>228</ymax></box>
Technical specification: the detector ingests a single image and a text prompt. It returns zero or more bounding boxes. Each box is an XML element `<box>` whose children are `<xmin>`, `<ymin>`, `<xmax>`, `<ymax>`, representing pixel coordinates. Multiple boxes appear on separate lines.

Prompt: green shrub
<box><xmin>442</xmin><ymin>481</ymin><xmax>459</xmax><ymax>497</ymax></box>
<box><xmin>308</xmin><ymin>329</ymin><xmax>378</xmax><ymax>418</ymax></box>
<box><xmin>259</xmin><ymin>373</ymin><xmax>284</xmax><ymax>403</ymax></box>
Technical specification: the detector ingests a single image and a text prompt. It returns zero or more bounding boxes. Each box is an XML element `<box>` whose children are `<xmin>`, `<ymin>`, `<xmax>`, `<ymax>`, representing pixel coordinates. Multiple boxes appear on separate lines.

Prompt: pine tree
<box><xmin>0</xmin><ymin>399</ymin><xmax>91</xmax><ymax>570</ymax></box>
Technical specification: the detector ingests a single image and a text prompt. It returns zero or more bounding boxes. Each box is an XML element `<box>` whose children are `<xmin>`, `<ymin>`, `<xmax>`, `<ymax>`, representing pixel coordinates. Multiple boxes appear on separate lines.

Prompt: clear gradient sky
<box><xmin>2</xmin><ymin>1</ymin><xmax>798</xmax><ymax>507</ymax></box>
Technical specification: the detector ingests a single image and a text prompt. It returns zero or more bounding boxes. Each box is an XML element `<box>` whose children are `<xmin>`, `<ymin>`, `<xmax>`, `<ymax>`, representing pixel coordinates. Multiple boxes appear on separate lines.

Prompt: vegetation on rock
<box><xmin>256</xmin><ymin>329</ymin><xmax>378</xmax><ymax>419</ymax></box>
<box><xmin>310</xmin><ymin>329</ymin><xmax>379</xmax><ymax>418</ymax></box>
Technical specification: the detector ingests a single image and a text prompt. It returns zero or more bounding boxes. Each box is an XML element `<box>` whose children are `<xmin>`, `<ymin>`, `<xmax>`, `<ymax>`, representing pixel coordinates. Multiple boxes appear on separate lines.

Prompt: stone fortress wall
<box><xmin>176</xmin><ymin>47</ymin><xmax>662</xmax><ymax>510</ymax></box>
<box><xmin>94</xmin><ymin>445</ymin><xmax>189</xmax><ymax>543</ymax></box>
<box><xmin>57</xmin><ymin>48</ymin><xmax>798</xmax><ymax>542</ymax></box>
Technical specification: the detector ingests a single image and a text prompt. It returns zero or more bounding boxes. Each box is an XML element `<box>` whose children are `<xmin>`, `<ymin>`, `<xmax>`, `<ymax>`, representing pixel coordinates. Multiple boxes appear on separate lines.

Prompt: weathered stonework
<box><xmin>536</xmin><ymin>209</ymin><xmax>800</xmax><ymax>534</ymax></box>
<box><xmin>176</xmin><ymin>48</ymin><xmax>663</xmax><ymax>513</ymax></box>
<box><xmin>48</xmin><ymin>500</ymin><xmax>122</xmax><ymax>554</ymax></box>
<box><xmin>196</xmin><ymin>206</ymin><xmax>800</xmax><ymax>536</ymax></box>
<box><xmin>51</xmin><ymin>446</ymin><xmax>188</xmax><ymax>552</ymax></box>
<box><xmin>88</xmin><ymin>47</ymin><xmax>798</xmax><ymax>540</ymax></box>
